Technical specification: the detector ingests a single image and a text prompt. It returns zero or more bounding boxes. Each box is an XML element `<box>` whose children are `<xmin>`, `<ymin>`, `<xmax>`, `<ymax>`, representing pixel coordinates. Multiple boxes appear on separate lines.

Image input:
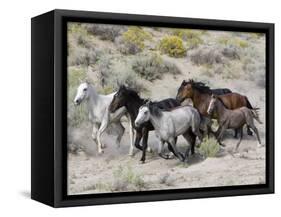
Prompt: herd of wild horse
<box><xmin>73</xmin><ymin>79</ymin><xmax>262</xmax><ymax>163</ymax></box>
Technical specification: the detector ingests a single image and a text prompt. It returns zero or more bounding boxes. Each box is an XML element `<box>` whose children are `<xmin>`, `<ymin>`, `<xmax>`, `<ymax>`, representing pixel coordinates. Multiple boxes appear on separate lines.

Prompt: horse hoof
<box><xmin>167</xmin><ymin>152</ymin><xmax>175</xmax><ymax>159</ymax></box>
<box><xmin>98</xmin><ymin>150</ymin><xmax>104</xmax><ymax>154</ymax></box>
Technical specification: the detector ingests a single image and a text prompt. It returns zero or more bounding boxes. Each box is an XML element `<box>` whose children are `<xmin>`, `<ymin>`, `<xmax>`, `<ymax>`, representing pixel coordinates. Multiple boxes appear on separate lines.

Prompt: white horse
<box><xmin>73</xmin><ymin>81</ymin><xmax>135</xmax><ymax>155</ymax></box>
<box><xmin>135</xmin><ymin>102</ymin><xmax>202</xmax><ymax>161</ymax></box>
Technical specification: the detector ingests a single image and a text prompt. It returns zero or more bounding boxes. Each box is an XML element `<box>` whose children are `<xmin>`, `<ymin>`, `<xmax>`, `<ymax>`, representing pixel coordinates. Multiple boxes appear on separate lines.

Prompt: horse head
<box><xmin>74</xmin><ymin>81</ymin><xmax>91</xmax><ymax>105</ymax></box>
<box><xmin>176</xmin><ymin>79</ymin><xmax>194</xmax><ymax>102</ymax></box>
<box><xmin>135</xmin><ymin>103</ymin><xmax>150</xmax><ymax>127</ymax></box>
<box><xmin>109</xmin><ymin>85</ymin><xmax>128</xmax><ymax>113</ymax></box>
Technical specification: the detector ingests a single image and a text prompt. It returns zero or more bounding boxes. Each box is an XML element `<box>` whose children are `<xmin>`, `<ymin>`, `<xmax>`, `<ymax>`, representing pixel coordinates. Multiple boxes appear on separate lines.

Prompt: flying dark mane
<box><xmin>187</xmin><ymin>79</ymin><xmax>211</xmax><ymax>94</ymax></box>
<box><xmin>121</xmin><ymin>86</ymin><xmax>142</xmax><ymax>100</ymax></box>
<box><xmin>148</xmin><ymin>103</ymin><xmax>163</xmax><ymax>117</ymax></box>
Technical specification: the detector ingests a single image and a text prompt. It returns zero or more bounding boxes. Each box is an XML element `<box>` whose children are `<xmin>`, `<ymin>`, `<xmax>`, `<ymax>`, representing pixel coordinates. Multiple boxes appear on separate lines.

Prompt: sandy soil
<box><xmin>67</xmin><ymin>70</ymin><xmax>266</xmax><ymax>195</ymax></box>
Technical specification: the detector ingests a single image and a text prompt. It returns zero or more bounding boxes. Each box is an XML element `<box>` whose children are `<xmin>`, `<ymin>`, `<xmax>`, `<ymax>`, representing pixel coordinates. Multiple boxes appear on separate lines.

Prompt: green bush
<box><xmin>172</xmin><ymin>29</ymin><xmax>203</xmax><ymax>49</ymax></box>
<box><xmin>159</xmin><ymin>36</ymin><xmax>186</xmax><ymax>57</ymax></box>
<box><xmin>117</xmin><ymin>27</ymin><xmax>152</xmax><ymax>55</ymax></box>
<box><xmin>132</xmin><ymin>53</ymin><xmax>181</xmax><ymax>81</ymax></box>
<box><xmin>198</xmin><ymin>137</ymin><xmax>220</xmax><ymax>158</ymax></box>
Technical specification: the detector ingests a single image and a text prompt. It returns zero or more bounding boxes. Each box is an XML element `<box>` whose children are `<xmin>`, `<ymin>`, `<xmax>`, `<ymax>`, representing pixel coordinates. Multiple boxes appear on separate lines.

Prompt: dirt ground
<box><xmin>67</xmin><ymin>72</ymin><xmax>266</xmax><ymax>195</ymax></box>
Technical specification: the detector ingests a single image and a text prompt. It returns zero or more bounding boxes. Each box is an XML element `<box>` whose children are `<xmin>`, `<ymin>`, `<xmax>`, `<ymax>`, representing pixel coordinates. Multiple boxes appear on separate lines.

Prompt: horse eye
<box><xmin>83</xmin><ymin>88</ymin><xmax>87</xmax><ymax>92</ymax></box>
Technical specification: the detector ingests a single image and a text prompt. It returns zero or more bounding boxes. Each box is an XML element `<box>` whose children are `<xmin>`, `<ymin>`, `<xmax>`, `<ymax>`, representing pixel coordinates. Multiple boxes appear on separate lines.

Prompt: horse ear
<box><xmin>120</xmin><ymin>84</ymin><xmax>126</xmax><ymax>90</ymax></box>
<box><xmin>85</xmin><ymin>78</ymin><xmax>90</xmax><ymax>84</ymax></box>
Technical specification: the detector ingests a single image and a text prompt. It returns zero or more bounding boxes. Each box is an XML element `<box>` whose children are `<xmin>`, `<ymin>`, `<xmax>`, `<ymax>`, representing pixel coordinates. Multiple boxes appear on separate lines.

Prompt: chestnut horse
<box><xmin>176</xmin><ymin>79</ymin><xmax>254</xmax><ymax>136</ymax></box>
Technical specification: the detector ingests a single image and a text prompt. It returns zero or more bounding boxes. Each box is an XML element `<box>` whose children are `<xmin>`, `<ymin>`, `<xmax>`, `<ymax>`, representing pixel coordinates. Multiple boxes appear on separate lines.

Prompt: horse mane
<box><xmin>148</xmin><ymin>103</ymin><xmax>163</xmax><ymax>117</ymax></box>
<box><xmin>124</xmin><ymin>87</ymin><xmax>142</xmax><ymax>100</ymax></box>
<box><xmin>187</xmin><ymin>79</ymin><xmax>211</xmax><ymax>94</ymax></box>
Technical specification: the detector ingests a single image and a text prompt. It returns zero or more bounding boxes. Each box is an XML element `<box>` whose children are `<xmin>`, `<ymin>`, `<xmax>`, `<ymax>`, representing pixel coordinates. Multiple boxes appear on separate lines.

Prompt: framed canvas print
<box><xmin>31</xmin><ymin>9</ymin><xmax>274</xmax><ymax>207</ymax></box>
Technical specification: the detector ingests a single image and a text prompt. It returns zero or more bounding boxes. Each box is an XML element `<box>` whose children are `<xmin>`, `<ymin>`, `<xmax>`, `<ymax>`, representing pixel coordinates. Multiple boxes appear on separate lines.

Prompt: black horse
<box><xmin>109</xmin><ymin>85</ymin><xmax>181</xmax><ymax>163</ymax></box>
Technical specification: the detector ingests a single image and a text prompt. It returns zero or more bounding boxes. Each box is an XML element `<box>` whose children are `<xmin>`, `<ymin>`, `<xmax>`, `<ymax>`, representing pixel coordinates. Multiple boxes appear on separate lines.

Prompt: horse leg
<box><xmin>134</xmin><ymin>130</ymin><xmax>143</xmax><ymax>151</ymax></box>
<box><xmin>167</xmin><ymin>138</ymin><xmax>184</xmax><ymax>162</ymax></box>
<box><xmin>234</xmin><ymin>129</ymin><xmax>238</xmax><ymax>138</ymax></box>
<box><xmin>127</xmin><ymin>115</ymin><xmax>135</xmax><ymax>156</ymax></box>
<box><xmin>235</xmin><ymin>127</ymin><xmax>243</xmax><ymax>151</ymax></box>
<box><xmin>140</xmin><ymin>128</ymin><xmax>149</xmax><ymax>163</ymax></box>
<box><xmin>193</xmin><ymin>126</ymin><xmax>203</xmax><ymax>144</ymax></box>
<box><xmin>247</xmin><ymin>117</ymin><xmax>262</xmax><ymax>147</ymax></box>
<box><xmin>97</xmin><ymin>118</ymin><xmax>110</xmax><ymax>153</ymax></box>
<box><xmin>247</xmin><ymin>125</ymin><xmax>253</xmax><ymax>136</ymax></box>
<box><xmin>91</xmin><ymin>123</ymin><xmax>100</xmax><ymax>151</ymax></box>
<box><xmin>182</xmin><ymin>130</ymin><xmax>196</xmax><ymax>161</ymax></box>
<box><xmin>114</xmin><ymin>122</ymin><xmax>125</xmax><ymax>148</ymax></box>
<box><xmin>250</xmin><ymin>125</ymin><xmax>262</xmax><ymax>148</ymax></box>
<box><xmin>158</xmin><ymin>140</ymin><xmax>169</xmax><ymax>159</ymax></box>
<box><xmin>217</xmin><ymin>125</ymin><xmax>227</xmax><ymax>147</ymax></box>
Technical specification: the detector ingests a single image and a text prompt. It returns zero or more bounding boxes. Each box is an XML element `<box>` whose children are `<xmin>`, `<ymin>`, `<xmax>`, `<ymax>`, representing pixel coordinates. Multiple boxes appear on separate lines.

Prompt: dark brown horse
<box><xmin>109</xmin><ymin>85</ymin><xmax>182</xmax><ymax>163</ymax></box>
<box><xmin>207</xmin><ymin>94</ymin><xmax>262</xmax><ymax>150</ymax></box>
<box><xmin>176</xmin><ymin>79</ymin><xmax>254</xmax><ymax>136</ymax></box>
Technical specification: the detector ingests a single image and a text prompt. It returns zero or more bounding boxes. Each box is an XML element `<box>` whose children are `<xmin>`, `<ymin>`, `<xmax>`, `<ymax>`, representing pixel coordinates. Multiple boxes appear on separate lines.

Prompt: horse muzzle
<box><xmin>109</xmin><ymin>104</ymin><xmax>117</xmax><ymax>113</ymax></box>
<box><xmin>135</xmin><ymin>121</ymin><xmax>140</xmax><ymax>128</ymax></box>
<box><xmin>74</xmin><ymin>99</ymin><xmax>81</xmax><ymax>106</ymax></box>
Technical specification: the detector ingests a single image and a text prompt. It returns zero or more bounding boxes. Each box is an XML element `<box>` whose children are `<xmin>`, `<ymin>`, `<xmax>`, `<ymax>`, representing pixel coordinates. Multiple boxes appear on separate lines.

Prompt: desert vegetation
<box><xmin>67</xmin><ymin>23</ymin><xmax>266</xmax><ymax>194</ymax></box>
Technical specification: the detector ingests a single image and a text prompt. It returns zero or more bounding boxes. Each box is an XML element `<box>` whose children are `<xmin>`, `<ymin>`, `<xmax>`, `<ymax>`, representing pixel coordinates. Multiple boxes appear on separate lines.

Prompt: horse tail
<box><xmin>245</xmin><ymin>97</ymin><xmax>253</xmax><ymax>109</ymax></box>
<box><xmin>251</xmin><ymin>108</ymin><xmax>263</xmax><ymax>124</ymax></box>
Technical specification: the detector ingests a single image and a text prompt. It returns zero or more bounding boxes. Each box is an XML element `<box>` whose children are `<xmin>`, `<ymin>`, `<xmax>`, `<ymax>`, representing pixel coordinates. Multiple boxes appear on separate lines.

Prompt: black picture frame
<box><xmin>31</xmin><ymin>9</ymin><xmax>274</xmax><ymax>207</ymax></box>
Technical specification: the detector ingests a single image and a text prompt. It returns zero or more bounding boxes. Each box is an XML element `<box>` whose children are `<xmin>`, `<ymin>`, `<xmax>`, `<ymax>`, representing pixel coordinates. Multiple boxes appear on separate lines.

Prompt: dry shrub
<box><xmin>67</xmin><ymin>67</ymin><xmax>89</xmax><ymax>127</ymax></box>
<box><xmin>68</xmin><ymin>24</ymin><xmax>103</xmax><ymax>66</ymax></box>
<box><xmin>217</xmin><ymin>36</ymin><xmax>249</xmax><ymax>48</ymax></box>
<box><xmin>85</xmin><ymin>24</ymin><xmax>125</xmax><ymax>41</ymax></box>
<box><xmin>110</xmin><ymin>166</ymin><xmax>146</xmax><ymax>192</ymax></box>
<box><xmin>190</xmin><ymin>46</ymin><xmax>224</xmax><ymax>65</ymax></box>
<box><xmin>94</xmin><ymin>56</ymin><xmax>145</xmax><ymax>93</ymax></box>
<box><xmin>68</xmin><ymin>46</ymin><xmax>101</xmax><ymax>66</ymax></box>
<box><xmin>221</xmin><ymin>46</ymin><xmax>240</xmax><ymax>60</ymax></box>
<box><xmin>131</xmin><ymin>53</ymin><xmax>181</xmax><ymax>81</ymax></box>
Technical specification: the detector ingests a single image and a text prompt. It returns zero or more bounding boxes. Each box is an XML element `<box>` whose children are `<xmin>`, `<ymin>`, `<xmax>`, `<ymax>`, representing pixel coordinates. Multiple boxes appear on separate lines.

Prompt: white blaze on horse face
<box><xmin>74</xmin><ymin>82</ymin><xmax>89</xmax><ymax>105</ymax></box>
<box><xmin>207</xmin><ymin>97</ymin><xmax>216</xmax><ymax>115</ymax></box>
<box><xmin>135</xmin><ymin>106</ymin><xmax>150</xmax><ymax>127</ymax></box>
